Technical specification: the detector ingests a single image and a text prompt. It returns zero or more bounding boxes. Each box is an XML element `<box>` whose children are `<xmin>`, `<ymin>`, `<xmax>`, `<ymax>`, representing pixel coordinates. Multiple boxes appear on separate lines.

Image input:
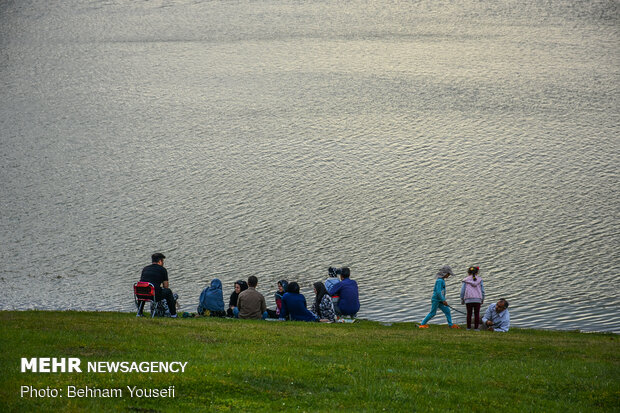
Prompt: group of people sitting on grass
<box><xmin>137</xmin><ymin>253</ymin><xmax>509</xmax><ymax>331</ymax></box>
<box><xmin>197</xmin><ymin>267</ymin><xmax>360</xmax><ymax>323</ymax></box>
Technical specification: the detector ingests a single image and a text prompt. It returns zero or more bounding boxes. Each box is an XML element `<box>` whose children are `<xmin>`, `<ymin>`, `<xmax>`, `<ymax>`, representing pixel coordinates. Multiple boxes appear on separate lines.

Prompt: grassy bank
<box><xmin>0</xmin><ymin>311</ymin><xmax>618</xmax><ymax>412</ymax></box>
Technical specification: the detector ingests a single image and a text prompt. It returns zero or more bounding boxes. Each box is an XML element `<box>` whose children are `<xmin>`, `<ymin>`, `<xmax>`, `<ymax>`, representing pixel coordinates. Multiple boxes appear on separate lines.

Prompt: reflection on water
<box><xmin>0</xmin><ymin>0</ymin><xmax>618</xmax><ymax>333</ymax></box>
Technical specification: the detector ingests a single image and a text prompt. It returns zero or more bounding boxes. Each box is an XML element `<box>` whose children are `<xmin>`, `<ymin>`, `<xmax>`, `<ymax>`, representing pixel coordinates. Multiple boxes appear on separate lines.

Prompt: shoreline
<box><xmin>2</xmin><ymin>308</ymin><xmax>618</xmax><ymax>335</ymax></box>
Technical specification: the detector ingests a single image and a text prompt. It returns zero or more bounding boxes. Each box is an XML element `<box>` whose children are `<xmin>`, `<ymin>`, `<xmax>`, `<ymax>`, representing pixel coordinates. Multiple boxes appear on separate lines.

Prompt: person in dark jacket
<box><xmin>197</xmin><ymin>278</ymin><xmax>226</xmax><ymax>317</ymax></box>
<box><xmin>227</xmin><ymin>280</ymin><xmax>248</xmax><ymax>318</ymax></box>
<box><xmin>138</xmin><ymin>252</ymin><xmax>177</xmax><ymax>317</ymax></box>
<box><xmin>279</xmin><ymin>282</ymin><xmax>318</xmax><ymax>322</ymax></box>
<box><xmin>327</xmin><ymin>267</ymin><xmax>360</xmax><ymax>317</ymax></box>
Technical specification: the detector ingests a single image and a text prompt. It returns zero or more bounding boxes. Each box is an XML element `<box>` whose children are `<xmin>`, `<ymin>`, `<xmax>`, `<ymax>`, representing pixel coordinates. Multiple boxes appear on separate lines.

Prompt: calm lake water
<box><xmin>1</xmin><ymin>0</ymin><xmax>618</xmax><ymax>332</ymax></box>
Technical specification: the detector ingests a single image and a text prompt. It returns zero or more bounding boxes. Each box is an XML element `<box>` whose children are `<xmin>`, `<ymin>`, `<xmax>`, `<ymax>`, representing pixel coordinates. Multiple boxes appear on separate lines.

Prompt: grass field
<box><xmin>0</xmin><ymin>311</ymin><xmax>618</xmax><ymax>412</ymax></box>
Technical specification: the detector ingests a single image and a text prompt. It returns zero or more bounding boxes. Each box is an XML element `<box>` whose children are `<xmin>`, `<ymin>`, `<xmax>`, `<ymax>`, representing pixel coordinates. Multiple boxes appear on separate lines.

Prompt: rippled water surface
<box><xmin>1</xmin><ymin>0</ymin><xmax>618</xmax><ymax>332</ymax></box>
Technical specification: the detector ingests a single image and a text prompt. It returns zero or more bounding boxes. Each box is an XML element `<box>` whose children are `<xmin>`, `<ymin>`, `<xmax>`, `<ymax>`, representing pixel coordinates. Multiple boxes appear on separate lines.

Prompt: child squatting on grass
<box><xmin>419</xmin><ymin>265</ymin><xmax>460</xmax><ymax>329</ymax></box>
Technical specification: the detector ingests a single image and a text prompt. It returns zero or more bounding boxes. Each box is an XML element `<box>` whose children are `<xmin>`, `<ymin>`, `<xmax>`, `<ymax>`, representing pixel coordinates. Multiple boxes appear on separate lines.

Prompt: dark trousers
<box><xmin>156</xmin><ymin>288</ymin><xmax>177</xmax><ymax>316</ymax></box>
<box><xmin>466</xmin><ymin>303</ymin><xmax>481</xmax><ymax>329</ymax></box>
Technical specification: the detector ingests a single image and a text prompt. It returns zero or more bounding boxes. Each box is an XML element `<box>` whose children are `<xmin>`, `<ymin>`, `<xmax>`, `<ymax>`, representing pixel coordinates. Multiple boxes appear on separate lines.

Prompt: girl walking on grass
<box><xmin>460</xmin><ymin>266</ymin><xmax>485</xmax><ymax>330</ymax></box>
<box><xmin>419</xmin><ymin>265</ymin><xmax>459</xmax><ymax>329</ymax></box>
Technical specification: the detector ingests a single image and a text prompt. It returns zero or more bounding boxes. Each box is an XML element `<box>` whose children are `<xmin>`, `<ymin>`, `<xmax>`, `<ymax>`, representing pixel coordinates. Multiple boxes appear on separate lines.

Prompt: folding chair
<box><xmin>134</xmin><ymin>281</ymin><xmax>165</xmax><ymax>318</ymax></box>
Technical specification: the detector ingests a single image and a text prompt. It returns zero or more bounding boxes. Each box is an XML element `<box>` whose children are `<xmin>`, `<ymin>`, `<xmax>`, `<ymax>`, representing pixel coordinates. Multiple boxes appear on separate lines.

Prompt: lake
<box><xmin>1</xmin><ymin>0</ymin><xmax>618</xmax><ymax>332</ymax></box>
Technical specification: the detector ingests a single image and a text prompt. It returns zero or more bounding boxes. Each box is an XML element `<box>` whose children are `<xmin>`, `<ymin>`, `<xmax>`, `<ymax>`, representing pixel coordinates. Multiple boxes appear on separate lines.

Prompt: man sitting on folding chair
<box><xmin>138</xmin><ymin>252</ymin><xmax>178</xmax><ymax>318</ymax></box>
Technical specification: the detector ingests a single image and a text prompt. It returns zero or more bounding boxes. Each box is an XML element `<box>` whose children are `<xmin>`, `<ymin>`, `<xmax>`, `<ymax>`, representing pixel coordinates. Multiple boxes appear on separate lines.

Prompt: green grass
<box><xmin>1</xmin><ymin>311</ymin><xmax>618</xmax><ymax>412</ymax></box>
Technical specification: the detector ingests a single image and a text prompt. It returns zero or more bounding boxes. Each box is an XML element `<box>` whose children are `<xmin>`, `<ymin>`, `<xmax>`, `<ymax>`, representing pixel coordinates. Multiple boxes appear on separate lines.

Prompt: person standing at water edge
<box><xmin>327</xmin><ymin>267</ymin><xmax>360</xmax><ymax>317</ymax></box>
<box><xmin>419</xmin><ymin>265</ymin><xmax>459</xmax><ymax>329</ymax></box>
<box><xmin>481</xmin><ymin>299</ymin><xmax>510</xmax><ymax>332</ymax></box>
<box><xmin>139</xmin><ymin>253</ymin><xmax>177</xmax><ymax>317</ymax></box>
<box><xmin>460</xmin><ymin>266</ymin><xmax>485</xmax><ymax>330</ymax></box>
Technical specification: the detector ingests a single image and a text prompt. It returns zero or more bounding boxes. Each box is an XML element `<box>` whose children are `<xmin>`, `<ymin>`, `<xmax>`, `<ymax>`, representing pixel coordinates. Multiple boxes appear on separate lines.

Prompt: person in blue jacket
<box><xmin>419</xmin><ymin>265</ymin><xmax>460</xmax><ymax>329</ymax></box>
<box><xmin>327</xmin><ymin>267</ymin><xmax>360</xmax><ymax>317</ymax></box>
<box><xmin>197</xmin><ymin>278</ymin><xmax>226</xmax><ymax>317</ymax></box>
<box><xmin>279</xmin><ymin>282</ymin><xmax>318</xmax><ymax>322</ymax></box>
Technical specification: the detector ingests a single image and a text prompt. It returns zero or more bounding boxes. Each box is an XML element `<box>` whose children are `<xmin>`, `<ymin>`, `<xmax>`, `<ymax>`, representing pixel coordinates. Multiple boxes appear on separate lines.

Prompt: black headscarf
<box><xmin>229</xmin><ymin>280</ymin><xmax>248</xmax><ymax>307</ymax></box>
<box><xmin>275</xmin><ymin>279</ymin><xmax>289</xmax><ymax>301</ymax></box>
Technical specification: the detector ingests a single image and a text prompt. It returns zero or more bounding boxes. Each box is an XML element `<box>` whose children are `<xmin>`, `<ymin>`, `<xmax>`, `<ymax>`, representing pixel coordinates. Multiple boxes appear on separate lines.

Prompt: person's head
<box><xmin>313</xmin><ymin>281</ymin><xmax>327</xmax><ymax>296</ymax></box>
<box><xmin>340</xmin><ymin>267</ymin><xmax>351</xmax><ymax>280</ymax></box>
<box><xmin>247</xmin><ymin>275</ymin><xmax>258</xmax><ymax>288</ymax></box>
<box><xmin>278</xmin><ymin>280</ymin><xmax>288</xmax><ymax>293</ymax></box>
<box><xmin>151</xmin><ymin>252</ymin><xmax>166</xmax><ymax>265</ymax></box>
<box><xmin>235</xmin><ymin>280</ymin><xmax>248</xmax><ymax>294</ymax></box>
<box><xmin>496</xmin><ymin>299</ymin><xmax>509</xmax><ymax>313</ymax></box>
<box><xmin>468</xmin><ymin>266</ymin><xmax>480</xmax><ymax>280</ymax></box>
<box><xmin>313</xmin><ymin>281</ymin><xmax>328</xmax><ymax>306</ymax></box>
<box><xmin>210</xmin><ymin>278</ymin><xmax>222</xmax><ymax>289</ymax></box>
<box><xmin>437</xmin><ymin>265</ymin><xmax>454</xmax><ymax>279</ymax></box>
<box><xmin>287</xmin><ymin>282</ymin><xmax>300</xmax><ymax>294</ymax></box>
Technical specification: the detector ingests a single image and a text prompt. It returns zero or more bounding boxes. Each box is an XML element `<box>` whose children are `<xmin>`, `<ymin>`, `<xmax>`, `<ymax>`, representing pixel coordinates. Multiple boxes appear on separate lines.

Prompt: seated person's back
<box><xmin>327</xmin><ymin>267</ymin><xmax>360</xmax><ymax>316</ymax></box>
<box><xmin>237</xmin><ymin>276</ymin><xmax>267</xmax><ymax>319</ymax></box>
<box><xmin>280</xmin><ymin>282</ymin><xmax>318</xmax><ymax>322</ymax></box>
<box><xmin>198</xmin><ymin>278</ymin><xmax>226</xmax><ymax>316</ymax></box>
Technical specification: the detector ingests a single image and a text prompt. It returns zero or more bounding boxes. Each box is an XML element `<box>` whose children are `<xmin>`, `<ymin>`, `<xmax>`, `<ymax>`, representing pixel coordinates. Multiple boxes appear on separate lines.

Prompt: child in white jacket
<box><xmin>460</xmin><ymin>266</ymin><xmax>485</xmax><ymax>330</ymax></box>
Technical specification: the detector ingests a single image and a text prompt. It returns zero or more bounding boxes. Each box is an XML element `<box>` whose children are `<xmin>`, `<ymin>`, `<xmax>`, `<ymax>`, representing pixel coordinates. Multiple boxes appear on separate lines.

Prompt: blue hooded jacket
<box><xmin>198</xmin><ymin>278</ymin><xmax>225</xmax><ymax>313</ymax></box>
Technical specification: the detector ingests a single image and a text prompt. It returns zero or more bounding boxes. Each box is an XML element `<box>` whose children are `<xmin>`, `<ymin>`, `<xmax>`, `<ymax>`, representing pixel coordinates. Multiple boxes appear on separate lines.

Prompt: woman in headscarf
<box><xmin>274</xmin><ymin>280</ymin><xmax>288</xmax><ymax>318</ymax></box>
<box><xmin>227</xmin><ymin>279</ymin><xmax>248</xmax><ymax>318</ymax></box>
<box><xmin>198</xmin><ymin>278</ymin><xmax>226</xmax><ymax>317</ymax></box>
<box><xmin>312</xmin><ymin>281</ymin><xmax>336</xmax><ymax>322</ymax></box>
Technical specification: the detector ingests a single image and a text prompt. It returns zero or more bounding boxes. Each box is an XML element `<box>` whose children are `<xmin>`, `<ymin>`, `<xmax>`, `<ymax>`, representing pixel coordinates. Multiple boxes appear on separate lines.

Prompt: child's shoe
<box><xmin>418</xmin><ymin>324</ymin><xmax>429</xmax><ymax>329</ymax></box>
<box><xmin>450</xmin><ymin>324</ymin><xmax>460</xmax><ymax>329</ymax></box>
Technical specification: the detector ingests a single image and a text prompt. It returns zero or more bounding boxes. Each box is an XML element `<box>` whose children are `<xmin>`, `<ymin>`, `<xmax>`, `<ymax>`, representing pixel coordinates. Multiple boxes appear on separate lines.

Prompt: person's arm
<box><xmin>279</xmin><ymin>296</ymin><xmax>288</xmax><ymax>320</ymax></box>
<box><xmin>434</xmin><ymin>279</ymin><xmax>446</xmax><ymax>303</ymax></box>
<box><xmin>494</xmin><ymin>311</ymin><xmax>510</xmax><ymax>332</ymax></box>
<box><xmin>162</xmin><ymin>268</ymin><xmax>169</xmax><ymax>289</ymax></box>
<box><xmin>460</xmin><ymin>282</ymin><xmax>465</xmax><ymax>303</ymax></box>
<box><xmin>328</xmin><ymin>281</ymin><xmax>342</xmax><ymax>296</ymax></box>
<box><xmin>482</xmin><ymin>305</ymin><xmax>493</xmax><ymax>325</ymax></box>
<box><xmin>480</xmin><ymin>280</ymin><xmax>485</xmax><ymax>303</ymax></box>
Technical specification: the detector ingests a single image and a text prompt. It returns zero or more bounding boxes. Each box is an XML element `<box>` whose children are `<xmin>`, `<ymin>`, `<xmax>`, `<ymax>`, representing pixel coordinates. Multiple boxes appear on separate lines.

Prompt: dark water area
<box><xmin>1</xmin><ymin>0</ymin><xmax>618</xmax><ymax>332</ymax></box>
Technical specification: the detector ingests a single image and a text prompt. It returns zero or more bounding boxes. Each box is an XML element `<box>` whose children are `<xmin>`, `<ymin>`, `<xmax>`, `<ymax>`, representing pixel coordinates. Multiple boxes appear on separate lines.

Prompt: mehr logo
<box><xmin>21</xmin><ymin>358</ymin><xmax>82</xmax><ymax>373</ymax></box>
